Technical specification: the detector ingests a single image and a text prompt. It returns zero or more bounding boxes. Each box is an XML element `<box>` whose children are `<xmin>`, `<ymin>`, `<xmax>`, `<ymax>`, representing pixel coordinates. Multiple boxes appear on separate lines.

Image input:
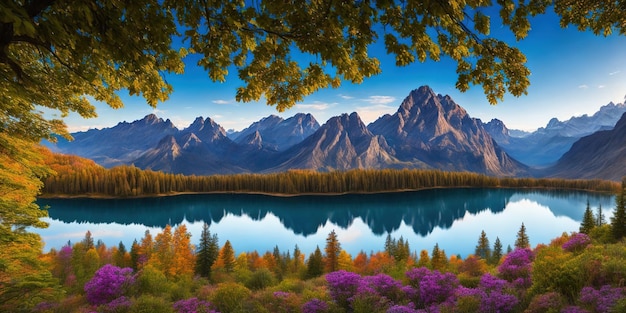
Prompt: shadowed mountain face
<box><xmin>45</xmin><ymin>86</ymin><xmax>526</xmax><ymax>176</ymax></box>
<box><xmin>545</xmin><ymin>112</ymin><xmax>626</xmax><ymax>181</ymax></box>
<box><xmin>49</xmin><ymin>114</ymin><xmax>178</xmax><ymax>167</ymax></box>
<box><xmin>368</xmin><ymin>86</ymin><xmax>527</xmax><ymax>176</ymax></box>
<box><xmin>485</xmin><ymin>102</ymin><xmax>626</xmax><ymax>167</ymax></box>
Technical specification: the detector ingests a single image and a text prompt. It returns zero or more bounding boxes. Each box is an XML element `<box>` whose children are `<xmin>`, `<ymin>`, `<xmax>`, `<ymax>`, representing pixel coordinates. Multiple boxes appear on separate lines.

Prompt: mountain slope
<box><xmin>230</xmin><ymin>113</ymin><xmax>320</xmax><ymax>151</ymax></box>
<box><xmin>486</xmin><ymin>102</ymin><xmax>626</xmax><ymax>166</ymax></box>
<box><xmin>47</xmin><ymin>114</ymin><xmax>178</xmax><ymax>167</ymax></box>
<box><xmin>267</xmin><ymin>113</ymin><xmax>400</xmax><ymax>171</ymax></box>
<box><xmin>369</xmin><ymin>86</ymin><xmax>527</xmax><ymax>176</ymax></box>
<box><xmin>545</xmin><ymin>112</ymin><xmax>626</xmax><ymax>181</ymax></box>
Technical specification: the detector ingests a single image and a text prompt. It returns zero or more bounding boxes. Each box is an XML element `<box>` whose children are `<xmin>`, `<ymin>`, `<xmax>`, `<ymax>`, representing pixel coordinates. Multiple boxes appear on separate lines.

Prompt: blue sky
<box><xmin>62</xmin><ymin>10</ymin><xmax>626</xmax><ymax>133</ymax></box>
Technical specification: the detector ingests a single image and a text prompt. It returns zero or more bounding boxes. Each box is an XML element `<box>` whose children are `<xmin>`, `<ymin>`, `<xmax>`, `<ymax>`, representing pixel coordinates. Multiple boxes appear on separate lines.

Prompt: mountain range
<box><xmin>483</xmin><ymin>101</ymin><xmax>626</xmax><ymax>167</ymax></box>
<box><xmin>45</xmin><ymin>85</ymin><xmax>626</xmax><ymax>181</ymax></box>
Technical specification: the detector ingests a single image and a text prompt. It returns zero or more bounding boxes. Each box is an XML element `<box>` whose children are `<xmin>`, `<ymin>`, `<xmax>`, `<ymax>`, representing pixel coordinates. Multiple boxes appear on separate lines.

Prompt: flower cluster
<box><xmin>497</xmin><ymin>248</ymin><xmax>533</xmax><ymax>288</ymax></box>
<box><xmin>579</xmin><ymin>285</ymin><xmax>624</xmax><ymax>313</ymax></box>
<box><xmin>562</xmin><ymin>233</ymin><xmax>591</xmax><ymax>252</ymax></box>
<box><xmin>525</xmin><ymin>292</ymin><xmax>565</xmax><ymax>313</ymax></box>
<box><xmin>84</xmin><ymin>264</ymin><xmax>135</xmax><ymax>305</ymax></box>
<box><xmin>173</xmin><ymin>297</ymin><xmax>219</xmax><ymax>313</ymax></box>
<box><xmin>301</xmin><ymin>298</ymin><xmax>328</xmax><ymax>313</ymax></box>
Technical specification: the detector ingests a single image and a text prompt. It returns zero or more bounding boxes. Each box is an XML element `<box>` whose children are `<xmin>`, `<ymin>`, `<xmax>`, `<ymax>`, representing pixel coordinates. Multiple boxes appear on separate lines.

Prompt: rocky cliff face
<box><xmin>267</xmin><ymin>112</ymin><xmax>398</xmax><ymax>171</ymax></box>
<box><xmin>369</xmin><ymin>86</ymin><xmax>527</xmax><ymax>176</ymax></box>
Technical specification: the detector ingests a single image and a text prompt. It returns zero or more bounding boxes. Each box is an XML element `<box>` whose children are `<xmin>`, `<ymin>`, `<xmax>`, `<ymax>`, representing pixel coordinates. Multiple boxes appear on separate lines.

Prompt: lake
<box><xmin>36</xmin><ymin>188</ymin><xmax>615</xmax><ymax>258</ymax></box>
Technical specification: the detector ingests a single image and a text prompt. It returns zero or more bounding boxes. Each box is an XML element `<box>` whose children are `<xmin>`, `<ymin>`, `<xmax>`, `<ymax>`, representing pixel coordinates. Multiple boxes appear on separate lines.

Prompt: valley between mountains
<box><xmin>45</xmin><ymin>86</ymin><xmax>626</xmax><ymax>181</ymax></box>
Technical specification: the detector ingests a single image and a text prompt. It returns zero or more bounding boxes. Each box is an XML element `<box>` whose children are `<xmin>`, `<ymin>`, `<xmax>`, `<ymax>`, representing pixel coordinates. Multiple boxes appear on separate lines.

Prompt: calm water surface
<box><xmin>36</xmin><ymin>188</ymin><xmax>615</xmax><ymax>257</ymax></box>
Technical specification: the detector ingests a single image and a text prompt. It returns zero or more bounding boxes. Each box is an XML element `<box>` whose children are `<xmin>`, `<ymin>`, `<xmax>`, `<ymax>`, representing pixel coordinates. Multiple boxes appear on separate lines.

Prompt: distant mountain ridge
<box><xmin>45</xmin><ymin>86</ymin><xmax>528</xmax><ymax>176</ymax></box>
<box><xmin>545</xmin><ymin>112</ymin><xmax>626</xmax><ymax>181</ymax></box>
<box><xmin>484</xmin><ymin>101</ymin><xmax>626</xmax><ymax>167</ymax></box>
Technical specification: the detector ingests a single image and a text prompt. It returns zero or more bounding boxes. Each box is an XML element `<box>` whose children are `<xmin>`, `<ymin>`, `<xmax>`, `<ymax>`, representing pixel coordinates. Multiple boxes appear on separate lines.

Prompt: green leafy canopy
<box><xmin>2</xmin><ymin>0</ymin><xmax>625</xmax><ymax>143</ymax></box>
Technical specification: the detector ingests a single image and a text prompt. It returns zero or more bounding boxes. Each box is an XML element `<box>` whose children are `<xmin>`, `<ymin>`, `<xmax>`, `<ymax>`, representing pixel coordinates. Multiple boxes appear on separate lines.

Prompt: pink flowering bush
<box><xmin>562</xmin><ymin>233</ymin><xmax>591</xmax><ymax>253</ymax></box>
<box><xmin>405</xmin><ymin>267</ymin><xmax>459</xmax><ymax>307</ymax></box>
<box><xmin>84</xmin><ymin>264</ymin><xmax>135</xmax><ymax>306</ymax></box>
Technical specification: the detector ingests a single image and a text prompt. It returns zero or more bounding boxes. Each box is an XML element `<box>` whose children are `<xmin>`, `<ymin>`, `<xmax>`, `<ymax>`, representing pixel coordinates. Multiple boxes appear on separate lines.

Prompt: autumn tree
<box><xmin>579</xmin><ymin>200</ymin><xmax>596</xmax><ymax>234</ymax></box>
<box><xmin>195</xmin><ymin>223</ymin><xmax>219</xmax><ymax>279</ymax></box>
<box><xmin>515</xmin><ymin>223</ymin><xmax>530</xmax><ymax>249</ymax></box>
<box><xmin>172</xmin><ymin>224</ymin><xmax>194</xmax><ymax>278</ymax></box>
<box><xmin>215</xmin><ymin>240</ymin><xmax>236</xmax><ymax>273</ymax></box>
<box><xmin>324</xmin><ymin>230</ymin><xmax>341</xmax><ymax>273</ymax></box>
<box><xmin>151</xmin><ymin>224</ymin><xmax>174</xmax><ymax>277</ymax></box>
<box><xmin>475</xmin><ymin>230</ymin><xmax>491</xmax><ymax>260</ymax></box>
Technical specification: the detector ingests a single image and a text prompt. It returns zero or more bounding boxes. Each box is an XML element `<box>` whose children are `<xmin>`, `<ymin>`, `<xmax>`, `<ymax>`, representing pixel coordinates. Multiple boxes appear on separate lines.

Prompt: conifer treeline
<box><xmin>41</xmin><ymin>155</ymin><xmax>620</xmax><ymax>197</ymax></box>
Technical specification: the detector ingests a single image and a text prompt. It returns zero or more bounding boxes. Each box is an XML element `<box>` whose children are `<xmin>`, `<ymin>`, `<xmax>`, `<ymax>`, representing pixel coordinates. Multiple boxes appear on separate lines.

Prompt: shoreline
<box><xmin>38</xmin><ymin>185</ymin><xmax>617</xmax><ymax>200</ymax></box>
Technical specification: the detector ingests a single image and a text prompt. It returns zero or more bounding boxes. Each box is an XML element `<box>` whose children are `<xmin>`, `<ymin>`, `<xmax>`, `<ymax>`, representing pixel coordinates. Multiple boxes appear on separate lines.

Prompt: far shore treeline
<box><xmin>41</xmin><ymin>151</ymin><xmax>620</xmax><ymax>198</ymax></box>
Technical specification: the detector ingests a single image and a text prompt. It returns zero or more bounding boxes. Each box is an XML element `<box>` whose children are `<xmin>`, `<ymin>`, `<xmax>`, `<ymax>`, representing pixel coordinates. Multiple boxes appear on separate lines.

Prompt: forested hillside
<box><xmin>41</xmin><ymin>150</ymin><xmax>619</xmax><ymax>197</ymax></box>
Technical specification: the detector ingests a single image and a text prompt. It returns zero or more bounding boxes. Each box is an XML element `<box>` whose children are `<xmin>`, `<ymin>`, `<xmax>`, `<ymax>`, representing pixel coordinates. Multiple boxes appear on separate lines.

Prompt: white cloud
<box><xmin>598</xmin><ymin>85</ymin><xmax>606</xmax><ymax>89</ymax></box>
<box><xmin>339</xmin><ymin>94</ymin><xmax>354</xmax><ymax>100</ymax></box>
<box><xmin>212</xmin><ymin>99</ymin><xmax>230</xmax><ymax>104</ymax></box>
<box><xmin>296</xmin><ymin>101</ymin><xmax>333</xmax><ymax>111</ymax></box>
<box><xmin>355</xmin><ymin>104</ymin><xmax>396</xmax><ymax>124</ymax></box>
<box><xmin>578</xmin><ymin>84</ymin><xmax>589</xmax><ymax>89</ymax></box>
<box><xmin>609</xmin><ymin>70</ymin><xmax>621</xmax><ymax>76</ymax></box>
<box><xmin>150</xmin><ymin>108</ymin><xmax>167</xmax><ymax>116</ymax></box>
<box><xmin>362</xmin><ymin>95</ymin><xmax>396</xmax><ymax>105</ymax></box>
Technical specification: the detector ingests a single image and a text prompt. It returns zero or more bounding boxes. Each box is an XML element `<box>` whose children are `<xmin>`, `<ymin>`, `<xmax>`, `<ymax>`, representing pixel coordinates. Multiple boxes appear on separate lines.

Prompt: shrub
<box><xmin>129</xmin><ymin>295</ymin><xmax>174</xmax><ymax>313</ymax></box>
<box><xmin>210</xmin><ymin>282</ymin><xmax>251</xmax><ymax>313</ymax></box>
<box><xmin>525</xmin><ymin>292</ymin><xmax>564</xmax><ymax>313</ymax></box>
<box><xmin>301</xmin><ymin>298</ymin><xmax>329</xmax><ymax>313</ymax></box>
<box><xmin>245</xmin><ymin>268</ymin><xmax>276</xmax><ymax>290</ymax></box>
<box><xmin>84</xmin><ymin>264</ymin><xmax>135</xmax><ymax>306</ymax></box>
<box><xmin>579</xmin><ymin>285</ymin><xmax>624</xmax><ymax>313</ymax></box>
<box><xmin>173</xmin><ymin>297</ymin><xmax>218</xmax><ymax>313</ymax></box>
<box><xmin>498</xmin><ymin>248</ymin><xmax>533</xmax><ymax>289</ymax></box>
<box><xmin>562</xmin><ymin>233</ymin><xmax>591</xmax><ymax>253</ymax></box>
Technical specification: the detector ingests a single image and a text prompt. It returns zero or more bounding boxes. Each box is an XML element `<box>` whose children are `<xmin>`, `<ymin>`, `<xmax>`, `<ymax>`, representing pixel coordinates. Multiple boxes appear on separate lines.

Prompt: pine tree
<box><xmin>596</xmin><ymin>204</ymin><xmax>606</xmax><ymax>226</ymax></box>
<box><xmin>196</xmin><ymin>223</ymin><xmax>219</xmax><ymax>278</ymax></box>
<box><xmin>417</xmin><ymin>250</ymin><xmax>431</xmax><ymax>268</ymax></box>
<box><xmin>130</xmin><ymin>239</ymin><xmax>140</xmax><ymax>270</ymax></box>
<box><xmin>324</xmin><ymin>230</ymin><xmax>341</xmax><ymax>272</ymax></box>
<box><xmin>292</xmin><ymin>245</ymin><xmax>303</xmax><ymax>272</ymax></box>
<box><xmin>475</xmin><ymin>230</ymin><xmax>491</xmax><ymax>260</ymax></box>
<box><xmin>307</xmin><ymin>246</ymin><xmax>324</xmax><ymax>278</ymax></box>
<box><xmin>611</xmin><ymin>179</ymin><xmax>626</xmax><ymax>241</ymax></box>
<box><xmin>431</xmin><ymin>243</ymin><xmax>447</xmax><ymax>271</ymax></box>
<box><xmin>491</xmin><ymin>237</ymin><xmax>503</xmax><ymax>265</ymax></box>
<box><xmin>384</xmin><ymin>233</ymin><xmax>396</xmax><ymax>257</ymax></box>
<box><xmin>515</xmin><ymin>223</ymin><xmax>530</xmax><ymax>249</ymax></box>
<box><xmin>579</xmin><ymin>200</ymin><xmax>596</xmax><ymax>234</ymax></box>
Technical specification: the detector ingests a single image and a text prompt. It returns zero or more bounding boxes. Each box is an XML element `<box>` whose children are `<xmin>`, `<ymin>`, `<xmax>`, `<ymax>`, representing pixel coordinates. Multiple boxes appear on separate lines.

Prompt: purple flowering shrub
<box><xmin>361</xmin><ymin>273</ymin><xmax>406</xmax><ymax>303</ymax></box>
<box><xmin>84</xmin><ymin>264</ymin><xmax>135</xmax><ymax>306</ymax></box>
<box><xmin>579</xmin><ymin>285</ymin><xmax>625</xmax><ymax>313</ymax></box>
<box><xmin>173</xmin><ymin>297</ymin><xmax>219</xmax><ymax>313</ymax></box>
<box><xmin>99</xmin><ymin>296</ymin><xmax>132</xmax><ymax>313</ymax></box>
<box><xmin>452</xmin><ymin>274</ymin><xmax>518</xmax><ymax>313</ymax></box>
<box><xmin>562</xmin><ymin>233</ymin><xmax>591</xmax><ymax>253</ymax></box>
<box><xmin>405</xmin><ymin>267</ymin><xmax>459</xmax><ymax>308</ymax></box>
<box><xmin>560</xmin><ymin>306</ymin><xmax>590</xmax><ymax>313</ymax></box>
<box><xmin>326</xmin><ymin>270</ymin><xmax>362</xmax><ymax>308</ymax></box>
<box><xmin>498</xmin><ymin>248</ymin><xmax>533</xmax><ymax>289</ymax></box>
<box><xmin>301</xmin><ymin>298</ymin><xmax>329</xmax><ymax>313</ymax></box>
<box><xmin>525</xmin><ymin>292</ymin><xmax>565</xmax><ymax>313</ymax></box>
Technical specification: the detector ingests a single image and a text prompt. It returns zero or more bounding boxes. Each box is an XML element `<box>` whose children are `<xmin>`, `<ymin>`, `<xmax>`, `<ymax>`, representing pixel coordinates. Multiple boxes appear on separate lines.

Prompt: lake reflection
<box><xmin>36</xmin><ymin>188</ymin><xmax>615</xmax><ymax>258</ymax></box>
